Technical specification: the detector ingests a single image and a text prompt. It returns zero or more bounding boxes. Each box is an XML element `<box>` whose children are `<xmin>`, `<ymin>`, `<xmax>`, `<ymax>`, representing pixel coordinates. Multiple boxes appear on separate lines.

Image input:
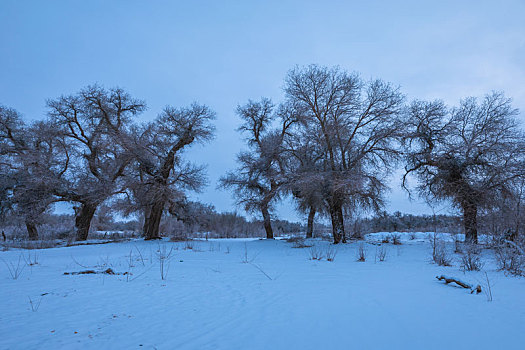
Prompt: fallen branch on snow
<box><xmin>436</xmin><ymin>275</ymin><xmax>482</xmax><ymax>294</ymax></box>
<box><xmin>64</xmin><ymin>268</ymin><xmax>128</xmax><ymax>276</ymax></box>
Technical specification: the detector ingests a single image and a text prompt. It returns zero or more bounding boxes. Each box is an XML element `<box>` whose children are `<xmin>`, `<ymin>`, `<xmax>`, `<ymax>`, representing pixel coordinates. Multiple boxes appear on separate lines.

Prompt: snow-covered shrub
<box><xmin>409</xmin><ymin>232</ymin><xmax>416</xmax><ymax>240</ymax></box>
<box><xmin>376</xmin><ymin>245</ymin><xmax>387</xmax><ymax>262</ymax></box>
<box><xmin>494</xmin><ymin>244</ymin><xmax>524</xmax><ymax>276</ymax></box>
<box><xmin>325</xmin><ymin>246</ymin><xmax>337</xmax><ymax>262</ymax></box>
<box><xmin>356</xmin><ymin>243</ymin><xmax>367</xmax><ymax>262</ymax></box>
<box><xmin>460</xmin><ymin>244</ymin><xmax>483</xmax><ymax>271</ymax></box>
<box><xmin>389</xmin><ymin>233</ymin><xmax>402</xmax><ymax>245</ymax></box>
<box><xmin>431</xmin><ymin>238</ymin><xmax>452</xmax><ymax>266</ymax></box>
<box><xmin>1</xmin><ymin>254</ymin><xmax>25</xmax><ymax>279</ymax></box>
<box><xmin>184</xmin><ymin>240</ymin><xmax>195</xmax><ymax>250</ymax></box>
<box><xmin>308</xmin><ymin>245</ymin><xmax>324</xmax><ymax>260</ymax></box>
<box><xmin>24</xmin><ymin>251</ymin><xmax>39</xmax><ymax>267</ymax></box>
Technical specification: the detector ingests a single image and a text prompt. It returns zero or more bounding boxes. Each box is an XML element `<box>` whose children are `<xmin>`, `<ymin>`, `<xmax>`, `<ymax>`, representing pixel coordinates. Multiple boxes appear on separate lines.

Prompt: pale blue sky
<box><xmin>1</xmin><ymin>0</ymin><xmax>524</xmax><ymax>221</ymax></box>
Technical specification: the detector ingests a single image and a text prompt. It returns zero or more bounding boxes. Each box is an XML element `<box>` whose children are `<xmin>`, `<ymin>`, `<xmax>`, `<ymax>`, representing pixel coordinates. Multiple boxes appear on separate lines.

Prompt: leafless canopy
<box><xmin>1</xmin><ymin>106</ymin><xmax>68</xmax><ymax>239</ymax></box>
<box><xmin>47</xmin><ymin>85</ymin><xmax>146</xmax><ymax>240</ymax></box>
<box><xmin>121</xmin><ymin>103</ymin><xmax>215</xmax><ymax>240</ymax></box>
<box><xmin>403</xmin><ymin>92</ymin><xmax>525</xmax><ymax>242</ymax></box>
<box><xmin>283</xmin><ymin>65</ymin><xmax>405</xmax><ymax>243</ymax></box>
<box><xmin>220</xmin><ymin>98</ymin><xmax>297</xmax><ymax>239</ymax></box>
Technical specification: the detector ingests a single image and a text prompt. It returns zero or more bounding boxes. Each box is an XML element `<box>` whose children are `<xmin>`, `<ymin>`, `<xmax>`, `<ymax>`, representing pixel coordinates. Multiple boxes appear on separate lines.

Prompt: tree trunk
<box><xmin>462</xmin><ymin>202</ymin><xmax>478</xmax><ymax>244</ymax></box>
<box><xmin>75</xmin><ymin>202</ymin><xmax>98</xmax><ymax>241</ymax></box>
<box><xmin>26</xmin><ymin>221</ymin><xmax>38</xmax><ymax>241</ymax></box>
<box><xmin>142</xmin><ymin>207</ymin><xmax>150</xmax><ymax>237</ymax></box>
<box><xmin>143</xmin><ymin>200</ymin><xmax>165</xmax><ymax>240</ymax></box>
<box><xmin>329</xmin><ymin>201</ymin><xmax>344</xmax><ymax>244</ymax></box>
<box><xmin>261</xmin><ymin>205</ymin><xmax>274</xmax><ymax>239</ymax></box>
<box><xmin>306</xmin><ymin>207</ymin><xmax>315</xmax><ymax>239</ymax></box>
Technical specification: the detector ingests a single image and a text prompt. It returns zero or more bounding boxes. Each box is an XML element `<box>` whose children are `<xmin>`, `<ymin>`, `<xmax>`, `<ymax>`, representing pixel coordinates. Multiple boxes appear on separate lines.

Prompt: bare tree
<box><xmin>220</xmin><ymin>99</ymin><xmax>297</xmax><ymax>239</ymax></box>
<box><xmin>47</xmin><ymin>85</ymin><xmax>146</xmax><ymax>240</ymax></box>
<box><xmin>403</xmin><ymin>92</ymin><xmax>525</xmax><ymax>243</ymax></box>
<box><xmin>284</xmin><ymin>65</ymin><xmax>405</xmax><ymax>243</ymax></box>
<box><xmin>1</xmin><ymin>106</ymin><xmax>67</xmax><ymax>239</ymax></box>
<box><xmin>122</xmin><ymin>103</ymin><xmax>215</xmax><ymax>240</ymax></box>
<box><xmin>0</xmin><ymin>105</ymin><xmax>24</xmax><ymax>231</ymax></box>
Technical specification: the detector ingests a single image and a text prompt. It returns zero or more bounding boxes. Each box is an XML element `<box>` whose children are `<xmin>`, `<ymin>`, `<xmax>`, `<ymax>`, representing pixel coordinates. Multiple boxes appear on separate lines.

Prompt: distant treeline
<box><xmin>0</xmin><ymin>202</ymin><xmax>305</xmax><ymax>240</ymax></box>
<box><xmin>1</xmin><ymin>203</ymin><xmax>520</xmax><ymax>241</ymax></box>
<box><xmin>1</xmin><ymin>205</ymin><xmax>463</xmax><ymax>240</ymax></box>
<box><xmin>352</xmin><ymin>211</ymin><xmax>461</xmax><ymax>236</ymax></box>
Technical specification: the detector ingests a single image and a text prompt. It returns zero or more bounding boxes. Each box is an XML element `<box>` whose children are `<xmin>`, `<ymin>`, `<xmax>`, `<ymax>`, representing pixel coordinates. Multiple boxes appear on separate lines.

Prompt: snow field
<box><xmin>1</xmin><ymin>234</ymin><xmax>524</xmax><ymax>349</ymax></box>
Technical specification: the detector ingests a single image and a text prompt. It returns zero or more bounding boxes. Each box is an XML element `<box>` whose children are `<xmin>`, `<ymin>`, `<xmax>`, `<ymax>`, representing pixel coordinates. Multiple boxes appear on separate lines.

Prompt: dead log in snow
<box><xmin>436</xmin><ymin>275</ymin><xmax>482</xmax><ymax>294</ymax></box>
<box><xmin>64</xmin><ymin>268</ymin><xmax>128</xmax><ymax>276</ymax></box>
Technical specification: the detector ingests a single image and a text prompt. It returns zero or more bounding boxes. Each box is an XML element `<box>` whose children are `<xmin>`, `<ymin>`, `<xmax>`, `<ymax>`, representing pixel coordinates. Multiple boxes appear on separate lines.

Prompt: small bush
<box><xmin>2</xmin><ymin>254</ymin><xmax>26</xmax><ymax>279</ymax></box>
<box><xmin>376</xmin><ymin>245</ymin><xmax>387</xmax><ymax>262</ymax></box>
<box><xmin>381</xmin><ymin>235</ymin><xmax>390</xmax><ymax>244</ymax></box>
<box><xmin>308</xmin><ymin>245</ymin><xmax>324</xmax><ymax>260</ymax></box>
<box><xmin>184</xmin><ymin>240</ymin><xmax>195</xmax><ymax>250</ymax></box>
<box><xmin>325</xmin><ymin>246</ymin><xmax>338</xmax><ymax>262</ymax></box>
<box><xmin>356</xmin><ymin>243</ymin><xmax>367</xmax><ymax>262</ymax></box>
<box><xmin>388</xmin><ymin>233</ymin><xmax>402</xmax><ymax>245</ymax></box>
<box><xmin>460</xmin><ymin>244</ymin><xmax>483</xmax><ymax>271</ymax></box>
<box><xmin>409</xmin><ymin>232</ymin><xmax>416</xmax><ymax>240</ymax></box>
<box><xmin>432</xmin><ymin>239</ymin><xmax>452</xmax><ymax>266</ymax></box>
<box><xmin>494</xmin><ymin>244</ymin><xmax>524</xmax><ymax>276</ymax></box>
<box><xmin>24</xmin><ymin>251</ymin><xmax>39</xmax><ymax>267</ymax></box>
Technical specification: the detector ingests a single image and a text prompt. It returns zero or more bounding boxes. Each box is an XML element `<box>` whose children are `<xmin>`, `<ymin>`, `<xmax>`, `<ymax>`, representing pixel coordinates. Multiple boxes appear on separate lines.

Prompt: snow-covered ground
<box><xmin>1</xmin><ymin>233</ymin><xmax>524</xmax><ymax>349</ymax></box>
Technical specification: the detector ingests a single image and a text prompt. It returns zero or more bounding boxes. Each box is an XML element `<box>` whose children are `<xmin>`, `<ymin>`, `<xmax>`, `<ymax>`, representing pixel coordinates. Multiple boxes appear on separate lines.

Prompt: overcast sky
<box><xmin>1</xmin><ymin>0</ymin><xmax>524</xmax><ymax>222</ymax></box>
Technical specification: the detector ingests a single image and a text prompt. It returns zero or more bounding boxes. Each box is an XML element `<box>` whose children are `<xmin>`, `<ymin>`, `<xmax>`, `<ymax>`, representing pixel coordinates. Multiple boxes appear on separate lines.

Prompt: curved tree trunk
<box><xmin>462</xmin><ymin>201</ymin><xmax>478</xmax><ymax>244</ymax></box>
<box><xmin>329</xmin><ymin>201</ymin><xmax>344</xmax><ymax>244</ymax></box>
<box><xmin>261</xmin><ymin>204</ymin><xmax>274</xmax><ymax>239</ymax></box>
<box><xmin>306</xmin><ymin>207</ymin><xmax>315</xmax><ymax>239</ymax></box>
<box><xmin>75</xmin><ymin>202</ymin><xmax>98</xmax><ymax>241</ymax></box>
<box><xmin>144</xmin><ymin>200</ymin><xmax>165</xmax><ymax>240</ymax></box>
<box><xmin>26</xmin><ymin>221</ymin><xmax>38</xmax><ymax>241</ymax></box>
